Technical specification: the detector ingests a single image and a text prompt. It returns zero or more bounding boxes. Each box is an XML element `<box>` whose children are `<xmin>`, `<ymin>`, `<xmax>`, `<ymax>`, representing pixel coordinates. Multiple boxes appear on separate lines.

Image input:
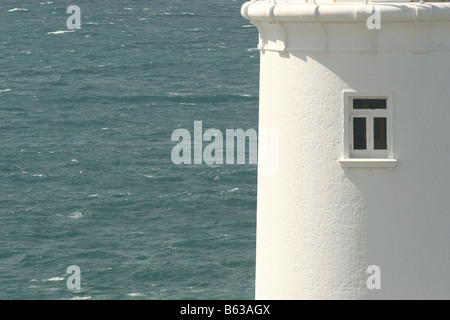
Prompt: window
<box><xmin>350</xmin><ymin>98</ymin><xmax>388</xmax><ymax>158</ymax></box>
<box><xmin>340</xmin><ymin>91</ymin><xmax>396</xmax><ymax>168</ymax></box>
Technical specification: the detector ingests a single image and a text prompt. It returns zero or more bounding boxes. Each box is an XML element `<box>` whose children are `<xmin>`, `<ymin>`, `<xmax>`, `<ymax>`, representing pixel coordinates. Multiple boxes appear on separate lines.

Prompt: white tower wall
<box><xmin>243</xmin><ymin>1</ymin><xmax>450</xmax><ymax>299</ymax></box>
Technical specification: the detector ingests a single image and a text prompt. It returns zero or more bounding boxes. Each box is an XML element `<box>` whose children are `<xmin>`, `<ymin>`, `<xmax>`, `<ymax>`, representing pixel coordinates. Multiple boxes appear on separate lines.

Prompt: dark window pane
<box><xmin>374</xmin><ymin>117</ymin><xmax>387</xmax><ymax>150</ymax></box>
<box><xmin>353</xmin><ymin>117</ymin><xmax>366</xmax><ymax>150</ymax></box>
<box><xmin>353</xmin><ymin>99</ymin><xmax>386</xmax><ymax>109</ymax></box>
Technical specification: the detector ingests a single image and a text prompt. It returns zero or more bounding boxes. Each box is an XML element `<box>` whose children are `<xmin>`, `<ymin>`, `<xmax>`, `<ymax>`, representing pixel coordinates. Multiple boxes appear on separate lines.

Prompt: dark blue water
<box><xmin>0</xmin><ymin>0</ymin><xmax>260</xmax><ymax>299</ymax></box>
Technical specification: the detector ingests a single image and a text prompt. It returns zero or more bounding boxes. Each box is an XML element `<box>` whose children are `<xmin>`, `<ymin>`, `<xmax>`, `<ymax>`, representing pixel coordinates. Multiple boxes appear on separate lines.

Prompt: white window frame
<box><xmin>339</xmin><ymin>91</ymin><xmax>397</xmax><ymax>168</ymax></box>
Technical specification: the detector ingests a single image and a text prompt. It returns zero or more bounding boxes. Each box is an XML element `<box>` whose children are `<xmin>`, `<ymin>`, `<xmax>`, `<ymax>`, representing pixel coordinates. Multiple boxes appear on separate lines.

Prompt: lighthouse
<box><xmin>242</xmin><ymin>0</ymin><xmax>450</xmax><ymax>299</ymax></box>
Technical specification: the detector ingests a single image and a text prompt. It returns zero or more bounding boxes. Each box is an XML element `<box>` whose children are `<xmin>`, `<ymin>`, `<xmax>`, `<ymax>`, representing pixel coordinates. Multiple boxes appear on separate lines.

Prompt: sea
<box><xmin>0</xmin><ymin>0</ymin><xmax>260</xmax><ymax>300</ymax></box>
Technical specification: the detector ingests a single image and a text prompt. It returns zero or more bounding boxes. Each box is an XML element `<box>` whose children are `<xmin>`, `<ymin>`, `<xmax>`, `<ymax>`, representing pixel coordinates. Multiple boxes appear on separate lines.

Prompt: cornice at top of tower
<box><xmin>243</xmin><ymin>0</ymin><xmax>448</xmax><ymax>4</ymax></box>
<box><xmin>242</xmin><ymin>0</ymin><xmax>450</xmax><ymax>23</ymax></box>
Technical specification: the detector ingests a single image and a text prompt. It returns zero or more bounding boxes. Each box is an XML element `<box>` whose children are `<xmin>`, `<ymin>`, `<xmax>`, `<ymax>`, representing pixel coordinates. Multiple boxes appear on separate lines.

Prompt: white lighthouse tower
<box><xmin>242</xmin><ymin>0</ymin><xmax>450</xmax><ymax>299</ymax></box>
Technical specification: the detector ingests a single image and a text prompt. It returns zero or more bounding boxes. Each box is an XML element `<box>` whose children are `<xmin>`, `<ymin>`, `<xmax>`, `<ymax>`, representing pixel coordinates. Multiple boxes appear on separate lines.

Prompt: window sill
<box><xmin>338</xmin><ymin>158</ymin><xmax>397</xmax><ymax>169</ymax></box>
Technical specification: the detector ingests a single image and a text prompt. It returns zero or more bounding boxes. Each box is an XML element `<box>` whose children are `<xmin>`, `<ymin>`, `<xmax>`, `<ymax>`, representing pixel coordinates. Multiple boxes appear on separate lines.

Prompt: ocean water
<box><xmin>0</xmin><ymin>0</ymin><xmax>259</xmax><ymax>299</ymax></box>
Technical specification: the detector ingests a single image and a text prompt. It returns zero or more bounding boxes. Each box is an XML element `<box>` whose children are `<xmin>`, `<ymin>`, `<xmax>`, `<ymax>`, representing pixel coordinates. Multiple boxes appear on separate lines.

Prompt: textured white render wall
<box><xmin>246</xmin><ymin>2</ymin><xmax>450</xmax><ymax>299</ymax></box>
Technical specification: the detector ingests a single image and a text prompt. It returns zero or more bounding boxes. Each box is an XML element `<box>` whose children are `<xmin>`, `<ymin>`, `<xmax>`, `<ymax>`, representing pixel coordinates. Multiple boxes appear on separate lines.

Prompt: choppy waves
<box><xmin>0</xmin><ymin>0</ymin><xmax>258</xmax><ymax>300</ymax></box>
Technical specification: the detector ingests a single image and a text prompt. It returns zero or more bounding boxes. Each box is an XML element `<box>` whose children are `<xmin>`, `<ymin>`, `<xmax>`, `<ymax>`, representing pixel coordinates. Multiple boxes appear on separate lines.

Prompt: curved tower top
<box><xmin>242</xmin><ymin>0</ymin><xmax>450</xmax><ymax>54</ymax></box>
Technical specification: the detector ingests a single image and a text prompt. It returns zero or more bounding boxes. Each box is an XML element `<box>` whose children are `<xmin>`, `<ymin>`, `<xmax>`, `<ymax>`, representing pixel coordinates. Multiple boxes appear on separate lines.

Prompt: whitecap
<box><xmin>0</xmin><ymin>89</ymin><xmax>11</xmax><ymax>93</ymax></box>
<box><xmin>32</xmin><ymin>174</ymin><xmax>45</xmax><ymax>177</ymax></box>
<box><xmin>71</xmin><ymin>296</ymin><xmax>91</xmax><ymax>300</ymax></box>
<box><xmin>9</xmin><ymin>8</ymin><xmax>29</xmax><ymax>12</ymax></box>
<box><xmin>88</xmin><ymin>194</ymin><xmax>98</xmax><ymax>198</ymax></box>
<box><xmin>47</xmin><ymin>30</ymin><xmax>75</xmax><ymax>35</ymax></box>
<box><xmin>143</xmin><ymin>175</ymin><xmax>154</xmax><ymax>179</ymax></box>
<box><xmin>71</xmin><ymin>159</ymin><xmax>78</xmax><ymax>163</ymax></box>
<box><xmin>228</xmin><ymin>188</ymin><xmax>240</xmax><ymax>192</ymax></box>
<box><xmin>69</xmin><ymin>211</ymin><xmax>83</xmax><ymax>220</ymax></box>
<box><xmin>128</xmin><ymin>293</ymin><xmax>143</xmax><ymax>297</ymax></box>
<box><xmin>45</xmin><ymin>276</ymin><xmax>64</xmax><ymax>282</ymax></box>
